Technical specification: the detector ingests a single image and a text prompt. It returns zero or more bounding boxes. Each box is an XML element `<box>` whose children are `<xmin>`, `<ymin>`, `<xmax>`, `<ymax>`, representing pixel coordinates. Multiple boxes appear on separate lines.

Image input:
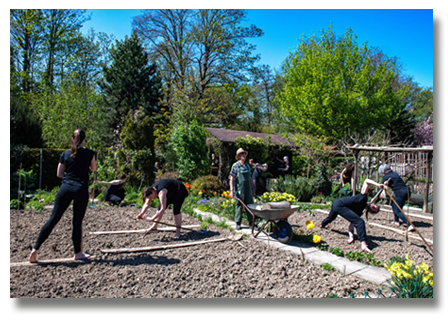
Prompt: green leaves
<box><xmin>171</xmin><ymin>120</ymin><xmax>209</xmax><ymax>180</ymax></box>
<box><xmin>276</xmin><ymin>25</ymin><xmax>404</xmax><ymax>140</ymax></box>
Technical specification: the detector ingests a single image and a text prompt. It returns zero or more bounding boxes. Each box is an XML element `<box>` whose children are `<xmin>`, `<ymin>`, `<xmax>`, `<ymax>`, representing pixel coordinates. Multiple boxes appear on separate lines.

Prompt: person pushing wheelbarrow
<box><xmin>229</xmin><ymin>148</ymin><xmax>256</xmax><ymax>230</ymax></box>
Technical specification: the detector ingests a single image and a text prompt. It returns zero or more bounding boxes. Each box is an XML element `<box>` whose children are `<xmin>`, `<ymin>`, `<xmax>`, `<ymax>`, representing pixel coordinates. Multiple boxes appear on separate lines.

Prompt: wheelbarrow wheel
<box><xmin>274</xmin><ymin>220</ymin><xmax>293</xmax><ymax>244</ymax></box>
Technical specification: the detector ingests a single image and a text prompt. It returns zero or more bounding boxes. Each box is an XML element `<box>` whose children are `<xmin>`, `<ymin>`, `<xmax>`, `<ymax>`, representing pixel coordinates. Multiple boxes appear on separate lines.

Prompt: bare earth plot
<box><xmin>10</xmin><ymin>206</ymin><xmax>432</xmax><ymax>298</ymax></box>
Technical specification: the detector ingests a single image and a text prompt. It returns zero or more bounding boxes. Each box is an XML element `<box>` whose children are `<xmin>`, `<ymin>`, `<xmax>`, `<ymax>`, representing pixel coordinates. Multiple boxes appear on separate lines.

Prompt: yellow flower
<box><xmin>198</xmin><ymin>191</ymin><xmax>203</xmax><ymax>195</ymax></box>
<box><xmin>313</xmin><ymin>235</ymin><xmax>321</xmax><ymax>243</ymax></box>
<box><xmin>306</xmin><ymin>221</ymin><xmax>315</xmax><ymax>230</ymax></box>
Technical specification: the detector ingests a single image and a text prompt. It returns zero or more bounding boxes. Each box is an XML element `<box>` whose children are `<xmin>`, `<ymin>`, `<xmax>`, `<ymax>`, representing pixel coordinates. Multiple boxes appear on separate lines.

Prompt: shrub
<box><xmin>171</xmin><ymin>120</ymin><xmax>209</xmax><ymax>180</ymax></box>
<box><xmin>191</xmin><ymin>175</ymin><xmax>224</xmax><ymax>199</ymax></box>
<box><xmin>315</xmin><ymin>163</ymin><xmax>332</xmax><ymax>196</ymax></box>
<box><xmin>10</xmin><ymin>199</ymin><xmax>24</xmax><ymax>210</ymax></box>
<box><xmin>268</xmin><ymin>176</ymin><xmax>315</xmax><ymax>202</ymax></box>
<box><xmin>26</xmin><ymin>200</ymin><xmax>44</xmax><ymax>211</ymax></box>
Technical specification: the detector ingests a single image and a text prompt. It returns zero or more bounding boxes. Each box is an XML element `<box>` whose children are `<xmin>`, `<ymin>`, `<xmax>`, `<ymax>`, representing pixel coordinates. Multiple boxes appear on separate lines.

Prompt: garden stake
<box><xmin>382</xmin><ymin>188</ymin><xmax>433</xmax><ymax>254</ymax></box>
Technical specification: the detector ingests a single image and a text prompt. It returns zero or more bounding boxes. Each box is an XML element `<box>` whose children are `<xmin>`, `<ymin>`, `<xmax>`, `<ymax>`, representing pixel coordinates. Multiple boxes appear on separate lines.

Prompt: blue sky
<box><xmin>80</xmin><ymin>8</ymin><xmax>433</xmax><ymax>89</ymax></box>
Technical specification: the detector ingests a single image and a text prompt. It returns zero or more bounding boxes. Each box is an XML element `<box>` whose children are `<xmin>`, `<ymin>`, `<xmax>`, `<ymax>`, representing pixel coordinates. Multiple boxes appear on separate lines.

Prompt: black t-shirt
<box><xmin>334</xmin><ymin>193</ymin><xmax>367</xmax><ymax>216</ymax></box>
<box><xmin>153</xmin><ymin>179</ymin><xmax>187</xmax><ymax>204</ymax></box>
<box><xmin>344</xmin><ymin>164</ymin><xmax>354</xmax><ymax>179</ymax></box>
<box><xmin>59</xmin><ymin>148</ymin><xmax>95</xmax><ymax>187</ymax></box>
<box><xmin>382</xmin><ymin>171</ymin><xmax>409</xmax><ymax>198</ymax></box>
<box><xmin>252</xmin><ymin>165</ymin><xmax>263</xmax><ymax>179</ymax></box>
<box><xmin>105</xmin><ymin>183</ymin><xmax>125</xmax><ymax>200</ymax></box>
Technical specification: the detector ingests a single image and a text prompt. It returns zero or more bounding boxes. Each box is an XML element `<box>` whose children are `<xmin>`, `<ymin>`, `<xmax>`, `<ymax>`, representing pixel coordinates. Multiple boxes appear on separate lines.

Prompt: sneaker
<box><xmin>236</xmin><ymin>224</ymin><xmax>241</xmax><ymax>230</ymax></box>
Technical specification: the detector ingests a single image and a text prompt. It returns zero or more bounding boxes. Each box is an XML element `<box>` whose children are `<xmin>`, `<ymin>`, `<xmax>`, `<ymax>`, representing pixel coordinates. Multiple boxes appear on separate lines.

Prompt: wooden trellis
<box><xmin>349</xmin><ymin>145</ymin><xmax>433</xmax><ymax>213</ymax></box>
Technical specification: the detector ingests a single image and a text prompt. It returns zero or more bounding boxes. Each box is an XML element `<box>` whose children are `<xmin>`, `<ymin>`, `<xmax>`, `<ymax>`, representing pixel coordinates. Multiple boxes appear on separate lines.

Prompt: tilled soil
<box><xmin>288</xmin><ymin>208</ymin><xmax>433</xmax><ymax>269</ymax></box>
<box><xmin>10</xmin><ymin>205</ymin><xmax>433</xmax><ymax>298</ymax></box>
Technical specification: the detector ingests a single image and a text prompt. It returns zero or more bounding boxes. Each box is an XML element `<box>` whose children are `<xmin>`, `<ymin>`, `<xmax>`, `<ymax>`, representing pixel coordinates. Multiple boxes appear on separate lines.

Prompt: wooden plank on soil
<box><xmin>367</xmin><ymin>222</ymin><xmax>433</xmax><ymax>244</ymax></box>
<box><xmin>90</xmin><ymin>225</ymin><xmax>200</xmax><ymax>235</ymax></box>
<box><xmin>101</xmin><ymin>237</ymin><xmax>229</xmax><ymax>253</ymax></box>
<box><xmin>10</xmin><ymin>256</ymin><xmax>96</xmax><ymax>267</ymax></box>
<box><xmin>379</xmin><ymin>208</ymin><xmax>433</xmax><ymax>221</ymax></box>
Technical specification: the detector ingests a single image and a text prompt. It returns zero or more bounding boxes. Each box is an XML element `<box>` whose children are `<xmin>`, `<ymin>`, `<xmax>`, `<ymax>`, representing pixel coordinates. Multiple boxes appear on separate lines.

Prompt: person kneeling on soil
<box><xmin>320</xmin><ymin>179</ymin><xmax>382</xmax><ymax>252</ymax></box>
<box><xmin>94</xmin><ymin>174</ymin><xmax>127</xmax><ymax>206</ymax></box>
<box><xmin>136</xmin><ymin>179</ymin><xmax>188</xmax><ymax>239</ymax></box>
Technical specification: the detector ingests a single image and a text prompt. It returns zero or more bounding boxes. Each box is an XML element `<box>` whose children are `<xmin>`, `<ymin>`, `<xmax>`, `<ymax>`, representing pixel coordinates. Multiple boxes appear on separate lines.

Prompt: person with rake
<box><xmin>94</xmin><ymin>174</ymin><xmax>127</xmax><ymax>206</ymax></box>
<box><xmin>137</xmin><ymin>179</ymin><xmax>189</xmax><ymax>239</ymax></box>
<box><xmin>29</xmin><ymin>129</ymin><xmax>96</xmax><ymax>262</ymax></box>
<box><xmin>378</xmin><ymin>163</ymin><xmax>414</xmax><ymax>232</ymax></box>
<box><xmin>320</xmin><ymin>179</ymin><xmax>382</xmax><ymax>252</ymax></box>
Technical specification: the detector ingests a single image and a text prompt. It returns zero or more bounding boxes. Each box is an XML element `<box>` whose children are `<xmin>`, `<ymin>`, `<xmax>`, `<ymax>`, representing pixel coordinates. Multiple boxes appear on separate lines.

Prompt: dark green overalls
<box><xmin>232</xmin><ymin>162</ymin><xmax>254</xmax><ymax>225</ymax></box>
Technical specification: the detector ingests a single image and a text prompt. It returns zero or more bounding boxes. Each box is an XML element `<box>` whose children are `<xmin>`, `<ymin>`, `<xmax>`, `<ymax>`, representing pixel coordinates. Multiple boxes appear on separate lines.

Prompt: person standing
<box><xmin>249</xmin><ymin>159</ymin><xmax>268</xmax><ymax>196</ymax></box>
<box><xmin>229</xmin><ymin>148</ymin><xmax>255</xmax><ymax>230</ymax></box>
<box><xmin>276</xmin><ymin>156</ymin><xmax>292</xmax><ymax>175</ymax></box>
<box><xmin>137</xmin><ymin>179</ymin><xmax>189</xmax><ymax>239</ymax></box>
<box><xmin>320</xmin><ymin>179</ymin><xmax>381</xmax><ymax>252</ymax></box>
<box><xmin>29</xmin><ymin>129</ymin><xmax>96</xmax><ymax>262</ymax></box>
<box><xmin>334</xmin><ymin>162</ymin><xmax>355</xmax><ymax>194</ymax></box>
<box><xmin>378</xmin><ymin>163</ymin><xmax>413</xmax><ymax>231</ymax></box>
<box><xmin>210</xmin><ymin>153</ymin><xmax>219</xmax><ymax>176</ymax></box>
<box><xmin>94</xmin><ymin>174</ymin><xmax>127</xmax><ymax>206</ymax></box>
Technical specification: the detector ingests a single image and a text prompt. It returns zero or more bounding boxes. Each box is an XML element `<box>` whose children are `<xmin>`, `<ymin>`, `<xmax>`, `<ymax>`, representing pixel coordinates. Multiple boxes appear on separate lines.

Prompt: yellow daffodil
<box><xmin>313</xmin><ymin>235</ymin><xmax>321</xmax><ymax>243</ymax></box>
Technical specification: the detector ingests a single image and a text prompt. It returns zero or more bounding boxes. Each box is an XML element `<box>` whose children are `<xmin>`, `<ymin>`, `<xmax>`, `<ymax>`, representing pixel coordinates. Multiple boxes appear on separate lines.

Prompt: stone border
<box><xmin>194</xmin><ymin>209</ymin><xmax>391</xmax><ymax>286</ymax></box>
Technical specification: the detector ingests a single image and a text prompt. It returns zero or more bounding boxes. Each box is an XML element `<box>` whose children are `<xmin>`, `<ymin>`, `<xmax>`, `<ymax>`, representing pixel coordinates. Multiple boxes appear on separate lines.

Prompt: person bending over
<box><xmin>95</xmin><ymin>174</ymin><xmax>127</xmax><ymax>206</ymax></box>
<box><xmin>378</xmin><ymin>163</ymin><xmax>413</xmax><ymax>231</ymax></box>
<box><xmin>136</xmin><ymin>179</ymin><xmax>188</xmax><ymax>239</ymax></box>
<box><xmin>29</xmin><ymin>129</ymin><xmax>96</xmax><ymax>262</ymax></box>
<box><xmin>320</xmin><ymin>179</ymin><xmax>381</xmax><ymax>252</ymax></box>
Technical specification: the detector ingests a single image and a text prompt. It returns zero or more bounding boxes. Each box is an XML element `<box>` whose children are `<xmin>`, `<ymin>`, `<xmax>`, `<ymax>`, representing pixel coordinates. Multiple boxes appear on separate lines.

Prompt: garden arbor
<box><xmin>349</xmin><ymin>144</ymin><xmax>433</xmax><ymax>213</ymax></box>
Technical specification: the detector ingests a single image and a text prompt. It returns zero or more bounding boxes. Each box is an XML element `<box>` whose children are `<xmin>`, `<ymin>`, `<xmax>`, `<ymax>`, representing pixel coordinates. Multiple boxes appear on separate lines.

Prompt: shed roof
<box><xmin>205</xmin><ymin>128</ymin><xmax>294</xmax><ymax>147</ymax></box>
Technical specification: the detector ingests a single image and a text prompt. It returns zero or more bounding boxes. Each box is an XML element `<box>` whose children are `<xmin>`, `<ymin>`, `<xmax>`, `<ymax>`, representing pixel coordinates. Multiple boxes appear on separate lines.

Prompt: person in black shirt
<box><xmin>334</xmin><ymin>162</ymin><xmax>355</xmax><ymax>194</ymax></box>
<box><xmin>95</xmin><ymin>174</ymin><xmax>127</xmax><ymax>206</ymax></box>
<box><xmin>379</xmin><ymin>164</ymin><xmax>413</xmax><ymax>231</ymax></box>
<box><xmin>320</xmin><ymin>179</ymin><xmax>381</xmax><ymax>252</ymax></box>
<box><xmin>249</xmin><ymin>159</ymin><xmax>268</xmax><ymax>196</ymax></box>
<box><xmin>137</xmin><ymin>179</ymin><xmax>188</xmax><ymax>239</ymax></box>
<box><xmin>277</xmin><ymin>156</ymin><xmax>292</xmax><ymax>176</ymax></box>
<box><xmin>29</xmin><ymin>129</ymin><xmax>96</xmax><ymax>263</ymax></box>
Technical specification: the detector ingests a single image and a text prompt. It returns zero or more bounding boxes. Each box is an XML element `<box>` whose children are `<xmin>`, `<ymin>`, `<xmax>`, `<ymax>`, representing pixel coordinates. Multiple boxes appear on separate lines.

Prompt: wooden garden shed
<box><xmin>204</xmin><ymin>128</ymin><xmax>295</xmax><ymax>184</ymax></box>
<box><xmin>348</xmin><ymin>144</ymin><xmax>433</xmax><ymax>213</ymax></box>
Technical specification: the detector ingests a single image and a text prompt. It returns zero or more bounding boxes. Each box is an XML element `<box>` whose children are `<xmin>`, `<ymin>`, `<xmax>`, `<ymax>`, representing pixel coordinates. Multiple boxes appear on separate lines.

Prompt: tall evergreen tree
<box><xmin>100</xmin><ymin>33</ymin><xmax>163</xmax><ymax>141</ymax></box>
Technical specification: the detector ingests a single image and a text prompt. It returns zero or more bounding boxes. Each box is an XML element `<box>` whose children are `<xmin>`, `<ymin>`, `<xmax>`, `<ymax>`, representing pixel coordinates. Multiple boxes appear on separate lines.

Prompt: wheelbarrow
<box><xmin>234</xmin><ymin>197</ymin><xmax>299</xmax><ymax>244</ymax></box>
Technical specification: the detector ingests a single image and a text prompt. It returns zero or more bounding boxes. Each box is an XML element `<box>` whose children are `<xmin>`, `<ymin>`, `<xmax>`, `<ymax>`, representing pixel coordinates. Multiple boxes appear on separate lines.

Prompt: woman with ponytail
<box><xmin>29</xmin><ymin>129</ymin><xmax>96</xmax><ymax>262</ymax></box>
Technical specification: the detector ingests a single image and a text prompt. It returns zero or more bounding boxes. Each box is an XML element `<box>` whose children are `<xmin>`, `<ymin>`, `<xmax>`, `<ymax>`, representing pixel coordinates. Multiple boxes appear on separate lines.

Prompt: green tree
<box><xmin>133</xmin><ymin>9</ymin><xmax>263</xmax><ymax>125</ymax></box>
<box><xmin>276</xmin><ymin>25</ymin><xmax>406</xmax><ymax>140</ymax></box>
<box><xmin>116</xmin><ymin>110</ymin><xmax>156</xmax><ymax>187</ymax></box>
<box><xmin>34</xmin><ymin>79</ymin><xmax>110</xmax><ymax>149</ymax></box>
<box><xmin>100</xmin><ymin>33</ymin><xmax>162</xmax><ymax>141</ymax></box>
<box><xmin>10</xmin><ymin>9</ymin><xmax>45</xmax><ymax>94</ymax></box>
<box><xmin>171</xmin><ymin>120</ymin><xmax>209</xmax><ymax>180</ymax></box>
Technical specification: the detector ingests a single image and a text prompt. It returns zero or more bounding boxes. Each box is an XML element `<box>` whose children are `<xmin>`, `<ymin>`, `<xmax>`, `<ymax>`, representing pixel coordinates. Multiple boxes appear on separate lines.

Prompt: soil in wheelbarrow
<box><xmin>11</xmin><ymin>206</ymin><xmax>387</xmax><ymax>298</ymax></box>
<box><xmin>287</xmin><ymin>208</ymin><xmax>434</xmax><ymax>270</ymax></box>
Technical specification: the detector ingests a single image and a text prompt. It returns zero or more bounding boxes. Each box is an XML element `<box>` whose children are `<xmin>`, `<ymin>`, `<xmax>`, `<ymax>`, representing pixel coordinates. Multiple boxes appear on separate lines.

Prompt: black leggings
<box><xmin>33</xmin><ymin>183</ymin><xmax>89</xmax><ymax>254</ymax></box>
<box><xmin>322</xmin><ymin>203</ymin><xmax>367</xmax><ymax>242</ymax></box>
